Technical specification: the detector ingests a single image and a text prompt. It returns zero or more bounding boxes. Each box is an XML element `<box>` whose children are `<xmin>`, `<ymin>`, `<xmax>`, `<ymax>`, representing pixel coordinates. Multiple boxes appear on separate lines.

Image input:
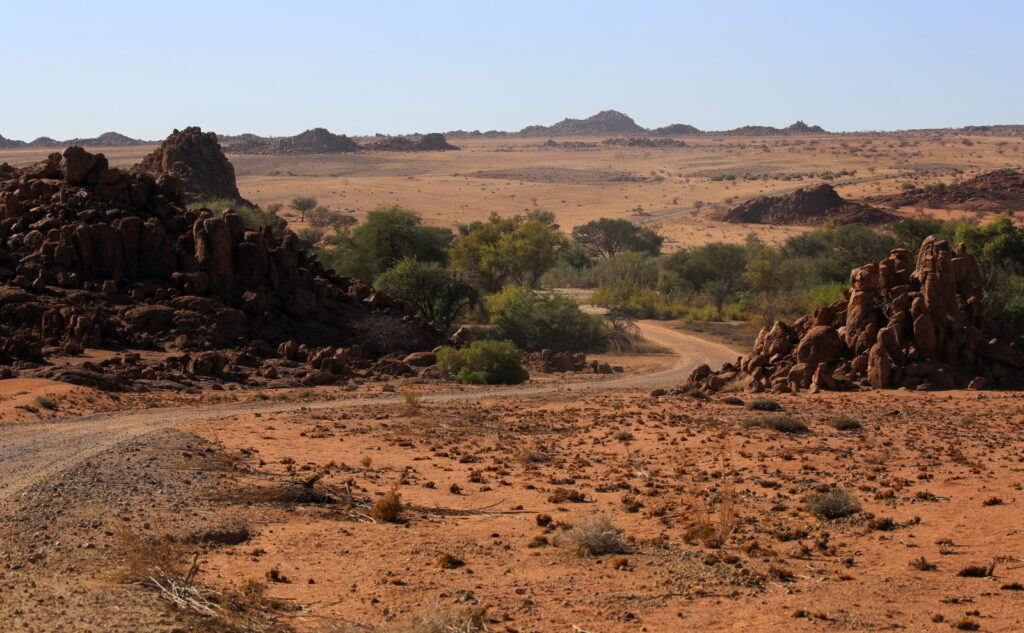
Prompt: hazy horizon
<box><xmin>3</xmin><ymin>0</ymin><xmax>1022</xmax><ymax>140</ymax></box>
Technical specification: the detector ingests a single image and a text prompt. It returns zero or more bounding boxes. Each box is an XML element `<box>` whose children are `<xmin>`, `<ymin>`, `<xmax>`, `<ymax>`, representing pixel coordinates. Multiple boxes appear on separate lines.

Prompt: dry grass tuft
<box><xmin>554</xmin><ymin>513</ymin><xmax>628</xmax><ymax>557</ymax></box>
<box><xmin>806</xmin><ymin>489</ymin><xmax>861</xmax><ymax>519</ymax></box>
<box><xmin>684</xmin><ymin>480</ymin><xmax>739</xmax><ymax>548</ymax></box>
<box><xmin>372</xmin><ymin>486</ymin><xmax>403</xmax><ymax>523</ymax></box>
<box><xmin>401</xmin><ymin>390</ymin><xmax>423</xmax><ymax>416</ymax></box>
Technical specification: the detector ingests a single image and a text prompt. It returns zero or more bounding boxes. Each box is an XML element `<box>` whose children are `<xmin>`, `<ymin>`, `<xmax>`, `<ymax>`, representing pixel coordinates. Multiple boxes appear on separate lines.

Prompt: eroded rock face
<box><xmin>0</xmin><ymin>142</ymin><xmax>446</xmax><ymax>388</ymax></box>
<box><xmin>683</xmin><ymin>237</ymin><xmax>1024</xmax><ymax>393</ymax></box>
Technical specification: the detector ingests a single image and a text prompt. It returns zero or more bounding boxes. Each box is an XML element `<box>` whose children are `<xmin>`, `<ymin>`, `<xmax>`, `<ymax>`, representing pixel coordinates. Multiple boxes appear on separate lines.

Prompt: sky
<box><xmin>2</xmin><ymin>0</ymin><xmax>1022</xmax><ymax>140</ymax></box>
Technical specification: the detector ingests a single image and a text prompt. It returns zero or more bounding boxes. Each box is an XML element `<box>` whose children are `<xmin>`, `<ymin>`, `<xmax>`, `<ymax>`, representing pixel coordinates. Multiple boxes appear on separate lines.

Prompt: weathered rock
<box><xmin>683</xmin><ymin>237</ymin><xmax>1024</xmax><ymax>393</ymax></box>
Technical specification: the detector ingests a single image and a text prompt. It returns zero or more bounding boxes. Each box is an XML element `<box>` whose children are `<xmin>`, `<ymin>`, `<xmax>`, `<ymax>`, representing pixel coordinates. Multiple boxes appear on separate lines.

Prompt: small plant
<box><xmin>958</xmin><ymin>563</ymin><xmax>995</xmax><ymax>578</ymax></box>
<box><xmin>722</xmin><ymin>395</ymin><xmax>745</xmax><ymax>406</ymax></box>
<box><xmin>908</xmin><ymin>556</ymin><xmax>937</xmax><ymax>571</ymax></box>
<box><xmin>827</xmin><ymin>416</ymin><xmax>862</xmax><ymax>431</ymax></box>
<box><xmin>747</xmin><ymin>398</ymin><xmax>781</xmax><ymax>411</ymax></box>
<box><xmin>952</xmin><ymin>619</ymin><xmax>980</xmax><ymax>631</ymax></box>
<box><xmin>613</xmin><ymin>430</ymin><xmax>635</xmax><ymax>441</ymax></box>
<box><xmin>806</xmin><ymin>489</ymin><xmax>861</xmax><ymax>519</ymax></box>
<box><xmin>554</xmin><ymin>514</ymin><xmax>628</xmax><ymax>556</ymax></box>
<box><xmin>401</xmin><ymin>389</ymin><xmax>423</xmax><ymax>416</ymax></box>
<box><xmin>34</xmin><ymin>395</ymin><xmax>57</xmax><ymax>410</ymax></box>
<box><xmin>372</xmin><ymin>486</ymin><xmax>403</xmax><ymax>523</ymax></box>
<box><xmin>745</xmin><ymin>415</ymin><xmax>808</xmax><ymax>434</ymax></box>
<box><xmin>684</xmin><ymin>480</ymin><xmax>738</xmax><ymax>549</ymax></box>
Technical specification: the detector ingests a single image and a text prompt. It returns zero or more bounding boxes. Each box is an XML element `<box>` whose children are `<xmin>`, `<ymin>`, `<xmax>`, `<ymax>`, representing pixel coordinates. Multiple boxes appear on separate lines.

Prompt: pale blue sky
<box><xmin>2</xmin><ymin>0</ymin><xmax>1021</xmax><ymax>140</ymax></box>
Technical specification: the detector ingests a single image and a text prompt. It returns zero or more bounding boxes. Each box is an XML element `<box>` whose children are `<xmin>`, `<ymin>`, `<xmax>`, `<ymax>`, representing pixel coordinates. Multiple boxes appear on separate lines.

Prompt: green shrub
<box><xmin>806</xmin><ymin>489</ymin><xmax>861</xmax><ymax>519</ymax></box>
<box><xmin>436</xmin><ymin>340</ymin><xmax>527</xmax><ymax>385</ymax></box>
<box><xmin>485</xmin><ymin>287</ymin><xmax>606</xmax><ymax>352</ymax></box>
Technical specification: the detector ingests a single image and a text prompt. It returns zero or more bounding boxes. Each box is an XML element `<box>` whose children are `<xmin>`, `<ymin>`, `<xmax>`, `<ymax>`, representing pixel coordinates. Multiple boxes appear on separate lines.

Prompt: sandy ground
<box><xmin>2</xmin><ymin>322</ymin><xmax>1023</xmax><ymax>631</ymax></box>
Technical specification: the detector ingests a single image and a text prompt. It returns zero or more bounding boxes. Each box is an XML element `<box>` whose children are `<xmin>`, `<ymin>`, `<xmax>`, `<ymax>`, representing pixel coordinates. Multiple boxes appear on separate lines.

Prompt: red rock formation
<box><xmin>683</xmin><ymin>237</ymin><xmax>1023</xmax><ymax>392</ymax></box>
<box><xmin>0</xmin><ymin>144</ymin><xmax>445</xmax><ymax>390</ymax></box>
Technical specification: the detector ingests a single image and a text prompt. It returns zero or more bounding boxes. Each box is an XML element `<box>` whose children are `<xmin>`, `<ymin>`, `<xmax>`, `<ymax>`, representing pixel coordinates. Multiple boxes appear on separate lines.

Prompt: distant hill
<box><xmin>220</xmin><ymin>128</ymin><xmax>459</xmax><ymax>154</ymax></box>
<box><xmin>0</xmin><ymin>131</ymin><xmax>150</xmax><ymax>148</ymax></box>
<box><xmin>520</xmin><ymin>110</ymin><xmax>647</xmax><ymax>136</ymax></box>
<box><xmin>0</xmin><ymin>134</ymin><xmax>27</xmax><ymax>149</ymax></box>
<box><xmin>446</xmin><ymin>111</ymin><xmax>831</xmax><ymax>138</ymax></box>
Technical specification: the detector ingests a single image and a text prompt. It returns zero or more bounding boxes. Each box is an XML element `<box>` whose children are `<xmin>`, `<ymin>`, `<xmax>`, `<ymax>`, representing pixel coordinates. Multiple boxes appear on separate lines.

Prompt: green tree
<box><xmin>290</xmin><ymin>196</ymin><xmax>317</xmax><ymax>222</ymax></box>
<box><xmin>318</xmin><ymin>206</ymin><xmax>452</xmax><ymax>280</ymax></box>
<box><xmin>571</xmin><ymin>218</ymin><xmax>664</xmax><ymax>258</ymax></box>
<box><xmin>450</xmin><ymin>214</ymin><xmax>567</xmax><ymax>293</ymax></box>
<box><xmin>374</xmin><ymin>258</ymin><xmax>476</xmax><ymax>328</ymax></box>
<box><xmin>485</xmin><ymin>286</ymin><xmax>607</xmax><ymax>352</ymax></box>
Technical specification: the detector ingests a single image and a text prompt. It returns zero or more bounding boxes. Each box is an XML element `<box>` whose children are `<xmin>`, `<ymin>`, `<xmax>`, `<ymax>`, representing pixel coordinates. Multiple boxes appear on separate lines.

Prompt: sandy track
<box><xmin>0</xmin><ymin>322</ymin><xmax>734</xmax><ymax>501</ymax></box>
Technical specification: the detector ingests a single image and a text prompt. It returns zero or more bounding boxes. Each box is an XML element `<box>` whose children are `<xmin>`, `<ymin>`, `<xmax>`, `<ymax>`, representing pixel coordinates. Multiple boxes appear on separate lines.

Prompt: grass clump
<box><xmin>806</xmin><ymin>489</ymin><xmax>861</xmax><ymax>519</ymax></box>
<box><xmin>958</xmin><ymin>563</ymin><xmax>995</xmax><ymax>578</ymax></box>
<box><xmin>554</xmin><ymin>514</ymin><xmax>628</xmax><ymax>556</ymax></box>
<box><xmin>436</xmin><ymin>340</ymin><xmax>528</xmax><ymax>385</ymax></box>
<box><xmin>744</xmin><ymin>415</ymin><xmax>808</xmax><ymax>434</ymax></box>
<box><xmin>826</xmin><ymin>416</ymin><xmax>862</xmax><ymax>431</ymax></box>
<box><xmin>721</xmin><ymin>395</ymin><xmax>745</xmax><ymax>406</ymax></box>
<box><xmin>746</xmin><ymin>398</ymin><xmax>781</xmax><ymax>411</ymax></box>
<box><xmin>33</xmin><ymin>395</ymin><xmax>57</xmax><ymax>410</ymax></box>
<box><xmin>372</xmin><ymin>486</ymin><xmax>403</xmax><ymax>523</ymax></box>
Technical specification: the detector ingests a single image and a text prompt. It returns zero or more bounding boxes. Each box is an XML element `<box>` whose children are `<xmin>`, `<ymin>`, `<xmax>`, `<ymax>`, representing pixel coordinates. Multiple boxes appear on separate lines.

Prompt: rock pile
<box><xmin>522</xmin><ymin>349</ymin><xmax>620</xmax><ymax>375</ymax></box>
<box><xmin>714</xmin><ymin>184</ymin><xmax>896</xmax><ymax>226</ymax></box>
<box><xmin>135</xmin><ymin>127</ymin><xmax>243</xmax><ymax>203</ymax></box>
<box><xmin>0</xmin><ymin>139</ymin><xmax>445</xmax><ymax>390</ymax></box>
<box><xmin>363</xmin><ymin>133</ymin><xmax>459</xmax><ymax>152</ymax></box>
<box><xmin>684</xmin><ymin>237</ymin><xmax>1024</xmax><ymax>393</ymax></box>
<box><xmin>871</xmin><ymin>169</ymin><xmax>1024</xmax><ymax>212</ymax></box>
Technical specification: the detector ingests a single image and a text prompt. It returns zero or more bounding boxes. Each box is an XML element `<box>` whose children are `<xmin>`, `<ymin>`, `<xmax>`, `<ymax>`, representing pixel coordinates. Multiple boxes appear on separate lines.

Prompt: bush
<box><xmin>485</xmin><ymin>287</ymin><xmax>607</xmax><ymax>352</ymax></box>
<box><xmin>806</xmin><ymin>489</ymin><xmax>861</xmax><ymax>519</ymax></box>
<box><xmin>747</xmin><ymin>398</ymin><xmax>781</xmax><ymax>411</ymax></box>
<box><xmin>318</xmin><ymin>206</ymin><xmax>452</xmax><ymax>281</ymax></box>
<box><xmin>827</xmin><ymin>416</ymin><xmax>862</xmax><ymax>431</ymax></box>
<box><xmin>554</xmin><ymin>514</ymin><xmax>628</xmax><ymax>556</ymax></box>
<box><xmin>436</xmin><ymin>340</ymin><xmax>528</xmax><ymax>385</ymax></box>
<box><xmin>745</xmin><ymin>415</ymin><xmax>808</xmax><ymax>434</ymax></box>
<box><xmin>375</xmin><ymin>258</ymin><xmax>476</xmax><ymax>328</ymax></box>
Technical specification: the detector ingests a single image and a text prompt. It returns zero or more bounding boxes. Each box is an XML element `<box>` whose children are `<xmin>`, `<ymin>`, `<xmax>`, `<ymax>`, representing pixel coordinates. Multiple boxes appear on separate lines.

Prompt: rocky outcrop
<box><xmin>714</xmin><ymin>184</ymin><xmax>896</xmax><ymax>226</ymax></box>
<box><xmin>363</xmin><ymin>133</ymin><xmax>459</xmax><ymax>152</ymax></box>
<box><xmin>135</xmin><ymin>127</ymin><xmax>242</xmax><ymax>203</ymax></box>
<box><xmin>684</xmin><ymin>237</ymin><xmax>1024</xmax><ymax>392</ymax></box>
<box><xmin>870</xmin><ymin>169</ymin><xmax>1024</xmax><ymax>212</ymax></box>
<box><xmin>0</xmin><ymin>145</ymin><xmax>445</xmax><ymax>390</ymax></box>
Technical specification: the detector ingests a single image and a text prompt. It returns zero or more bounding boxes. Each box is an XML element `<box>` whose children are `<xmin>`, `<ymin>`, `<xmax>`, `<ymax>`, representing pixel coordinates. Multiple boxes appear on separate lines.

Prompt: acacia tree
<box><xmin>374</xmin><ymin>258</ymin><xmax>476</xmax><ymax>328</ymax></box>
<box><xmin>450</xmin><ymin>214</ymin><xmax>567</xmax><ymax>293</ymax></box>
<box><xmin>571</xmin><ymin>218</ymin><xmax>663</xmax><ymax>258</ymax></box>
<box><xmin>290</xmin><ymin>196</ymin><xmax>317</xmax><ymax>221</ymax></box>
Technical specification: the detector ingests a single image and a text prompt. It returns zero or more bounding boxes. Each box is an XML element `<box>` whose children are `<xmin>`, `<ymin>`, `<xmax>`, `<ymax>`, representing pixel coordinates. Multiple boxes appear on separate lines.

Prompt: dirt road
<box><xmin>0</xmin><ymin>321</ymin><xmax>735</xmax><ymax>501</ymax></box>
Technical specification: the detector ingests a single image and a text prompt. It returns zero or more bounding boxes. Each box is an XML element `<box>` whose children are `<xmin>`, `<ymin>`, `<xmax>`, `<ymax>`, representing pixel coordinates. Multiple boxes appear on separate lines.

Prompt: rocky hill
<box><xmin>0</xmin><ymin>138</ymin><xmax>445</xmax><ymax>391</ymax></box>
<box><xmin>681</xmin><ymin>236</ymin><xmax>1024</xmax><ymax>393</ymax></box>
<box><xmin>221</xmin><ymin>129</ymin><xmax>458</xmax><ymax>154</ymax></box>
<box><xmin>714</xmin><ymin>184</ymin><xmax>896</xmax><ymax>225</ymax></box>
<box><xmin>519</xmin><ymin>110</ymin><xmax>647</xmax><ymax>136</ymax></box>
<box><xmin>870</xmin><ymin>169</ymin><xmax>1024</xmax><ymax>212</ymax></box>
<box><xmin>135</xmin><ymin>127</ymin><xmax>243</xmax><ymax>203</ymax></box>
<box><xmin>362</xmin><ymin>132</ymin><xmax>459</xmax><ymax>151</ymax></box>
<box><xmin>0</xmin><ymin>132</ymin><xmax>149</xmax><ymax>149</ymax></box>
